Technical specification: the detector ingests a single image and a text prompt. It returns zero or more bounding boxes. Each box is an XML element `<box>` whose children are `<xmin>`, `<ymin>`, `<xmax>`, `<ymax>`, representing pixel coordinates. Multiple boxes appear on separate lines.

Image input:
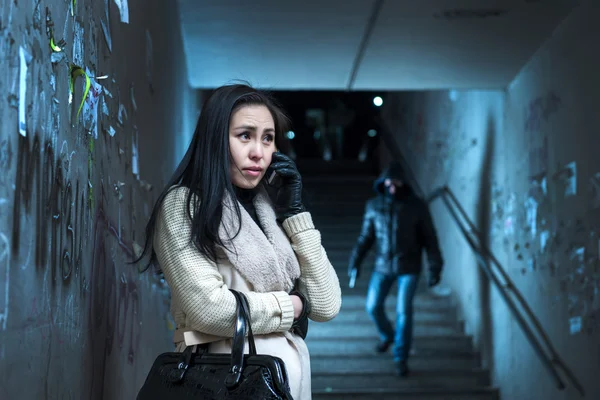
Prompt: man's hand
<box><xmin>348</xmin><ymin>266</ymin><xmax>359</xmax><ymax>288</ymax></box>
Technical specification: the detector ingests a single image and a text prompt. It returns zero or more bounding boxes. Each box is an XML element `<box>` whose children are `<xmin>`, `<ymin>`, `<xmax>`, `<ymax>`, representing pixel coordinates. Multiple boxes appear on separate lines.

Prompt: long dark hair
<box><xmin>135</xmin><ymin>83</ymin><xmax>290</xmax><ymax>271</ymax></box>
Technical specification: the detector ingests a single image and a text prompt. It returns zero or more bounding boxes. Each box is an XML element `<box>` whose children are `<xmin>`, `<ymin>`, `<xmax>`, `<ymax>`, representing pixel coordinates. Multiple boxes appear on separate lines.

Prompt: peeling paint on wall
<box><xmin>570</xmin><ymin>315</ymin><xmax>582</xmax><ymax>335</ymax></box>
<box><xmin>72</xmin><ymin>20</ymin><xmax>84</xmax><ymax>67</ymax></box>
<box><xmin>540</xmin><ymin>230</ymin><xmax>550</xmax><ymax>252</ymax></box>
<box><xmin>18</xmin><ymin>46</ymin><xmax>32</xmax><ymax>137</ymax></box>
<box><xmin>101</xmin><ymin>0</ymin><xmax>112</xmax><ymax>53</ymax></box>
<box><xmin>529</xmin><ymin>135</ymin><xmax>548</xmax><ymax>177</ymax></box>
<box><xmin>524</xmin><ymin>91</ymin><xmax>562</xmax><ymax>133</ymax></box>
<box><xmin>114</xmin><ymin>0</ymin><xmax>130</xmax><ymax>24</ymax></box>
<box><xmin>82</xmin><ymin>69</ymin><xmax>103</xmax><ymax>139</ymax></box>
<box><xmin>525</xmin><ymin>196</ymin><xmax>538</xmax><ymax>238</ymax></box>
<box><xmin>553</xmin><ymin>161</ymin><xmax>577</xmax><ymax>197</ymax></box>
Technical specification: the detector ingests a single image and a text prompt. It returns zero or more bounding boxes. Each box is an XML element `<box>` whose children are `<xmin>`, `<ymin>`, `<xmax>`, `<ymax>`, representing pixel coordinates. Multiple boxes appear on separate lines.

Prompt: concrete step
<box><xmin>321</xmin><ymin>239</ymin><xmax>367</xmax><ymax>250</ymax></box>
<box><xmin>307</xmin><ymin>197</ymin><xmax>370</xmax><ymax>206</ymax></box>
<box><xmin>327</xmin><ymin>308</ymin><xmax>459</xmax><ymax>325</ymax></box>
<box><xmin>310</xmin><ymin>203</ymin><xmax>364</xmax><ymax>209</ymax></box>
<box><xmin>338</xmin><ymin>289</ymin><xmax>444</xmax><ymax>300</ymax></box>
<box><xmin>338</xmin><ymin>302</ymin><xmax>455</xmax><ymax>315</ymax></box>
<box><xmin>327</xmin><ymin>252</ymin><xmax>367</xmax><ymax>261</ymax></box>
<box><xmin>317</xmin><ymin>226</ymin><xmax>363</xmax><ymax>235</ymax></box>
<box><xmin>339</xmin><ymin>273</ymin><xmax>436</xmax><ymax>287</ymax></box>
<box><xmin>324</xmin><ymin>246</ymin><xmax>367</xmax><ymax>255</ymax></box>
<box><xmin>308</xmin><ymin>196</ymin><xmax>368</xmax><ymax>202</ymax></box>
<box><xmin>340</xmin><ymin>302</ymin><xmax>457</xmax><ymax>317</ymax></box>
<box><xmin>305</xmin><ymin>336</ymin><xmax>473</xmax><ymax>355</ymax></box>
<box><xmin>312</xmin><ymin>206</ymin><xmax>365</xmax><ymax>212</ymax></box>
<box><xmin>305</xmin><ymin>193</ymin><xmax>371</xmax><ymax>201</ymax></box>
<box><xmin>315</xmin><ymin>222</ymin><xmax>364</xmax><ymax>232</ymax></box>
<box><xmin>325</xmin><ymin>254</ymin><xmax>373</xmax><ymax>265</ymax></box>
<box><xmin>312</xmin><ymin>388</ymin><xmax>499</xmax><ymax>400</ymax></box>
<box><xmin>341</xmin><ymin>294</ymin><xmax>454</xmax><ymax>310</ymax></box>
<box><xmin>334</xmin><ymin>276</ymin><xmax>436</xmax><ymax>294</ymax></box>
<box><xmin>330</xmin><ymin>307</ymin><xmax>458</xmax><ymax>326</ymax></box>
<box><xmin>319</xmin><ymin>235</ymin><xmax>362</xmax><ymax>244</ymax></box>
<box><xmin>311</xmin><ymin>353</ymin><xmax>481</xmax><ymax>374</ymax></box>
<box><xmin>310</xmin><ymin>201</ymin><xmax>366</xmax><ymax>208</ymax></box>
<box><xmin>311</xmin><ymin>368</ymin><xmax>490</xmax><ymax>391</ymax></box>
<box><xmin>314</xmin><ymin>217</ymin><xmax>364</xmax><ymax>225</ymax></box>
<box><xmin>330</xmin><ymin>265</ymin><xmax>432</xmax><ymax>278</ymax></box>
<box><xmin>311</xmin><ymin>213</ymin><xmax>366</xmax><ymax>220</ymax></box>
<box><xmin>307</xmin><ymin>340</ymin><xmax>475</xmax><ymax>358</ymax></box>
<box><xmin>336</xmin><ymin>275</ymin><xmax>438</xmax><ymax>294</ymax></box>
<box><xmin>308</xmin><ymin>323</ymin><xmax>461</xmax><ymax>339</ymax></box>
<box><xmin>309</xmin><ymin>207</ymin><xmax>367</xmax><ymax>216</ymax></box>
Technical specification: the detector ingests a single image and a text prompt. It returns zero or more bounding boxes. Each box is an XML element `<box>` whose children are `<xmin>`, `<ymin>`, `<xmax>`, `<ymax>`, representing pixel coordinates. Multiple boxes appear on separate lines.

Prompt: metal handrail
<box><xmin>376</xmin><ymin>117</ymin><xmax>584</xmax><ymax>396</ymax></box>
<box><xmin>428</xmin><ymin>186</ymin><xmax>584</xmax><ymax>397</ymax></box>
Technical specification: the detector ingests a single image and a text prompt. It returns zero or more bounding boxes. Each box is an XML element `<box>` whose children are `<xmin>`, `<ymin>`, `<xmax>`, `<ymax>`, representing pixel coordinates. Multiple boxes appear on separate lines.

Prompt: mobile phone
<box><xmin>267</xmin><ymin>148</ymin><xmax>280</xmax><ymax>186</ymax></box>
<box><xmin>267</xmin><ymin>169</ymin><xmax>278</xmax><ymax>185</ymax></box>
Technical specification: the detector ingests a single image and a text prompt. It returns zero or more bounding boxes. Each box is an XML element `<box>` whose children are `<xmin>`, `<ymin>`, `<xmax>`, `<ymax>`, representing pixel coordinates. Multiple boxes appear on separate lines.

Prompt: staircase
<box><xmin>300</xmin><ymin>161</ymin><xmax>499</xmax><ymax>400</ymax></box>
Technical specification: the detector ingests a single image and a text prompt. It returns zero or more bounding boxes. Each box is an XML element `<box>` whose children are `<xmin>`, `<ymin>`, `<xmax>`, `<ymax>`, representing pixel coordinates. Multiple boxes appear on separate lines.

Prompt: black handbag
<box><xmin>136</xmin><ymin>289</ymin><xmax>294</xmax><ymax>399</ymax></box>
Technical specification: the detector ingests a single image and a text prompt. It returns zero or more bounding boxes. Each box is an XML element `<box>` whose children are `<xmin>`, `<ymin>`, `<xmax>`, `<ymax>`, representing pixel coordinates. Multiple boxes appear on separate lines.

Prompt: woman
<box><xmin>138</xmin><ymin>83</ymin><xmax>342</xmax><ymax>399</ymax></box>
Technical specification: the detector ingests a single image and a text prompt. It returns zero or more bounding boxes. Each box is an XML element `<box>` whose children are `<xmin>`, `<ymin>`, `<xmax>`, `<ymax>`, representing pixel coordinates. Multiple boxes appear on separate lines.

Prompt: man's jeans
<box><xmin>366</xmin><ymin>271</ymin><xmax>420</xmax><ymax>361</ymax></box>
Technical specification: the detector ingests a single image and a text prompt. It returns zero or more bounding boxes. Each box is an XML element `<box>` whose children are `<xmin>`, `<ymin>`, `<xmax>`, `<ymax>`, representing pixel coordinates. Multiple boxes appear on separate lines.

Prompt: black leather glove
<box><xmin>289</xmin><ymin>289</ymin><xmax>310</xmax><ymax>339</ymax></box>
<box><xmin>267</xmin><ymin>152</ymin><xmax>305</xmax><ymax>221</ymax></box>
<box><xmin>428</xmin><ymin>271</ymin><xmax>441</xmax><ymax>287</ymax></box>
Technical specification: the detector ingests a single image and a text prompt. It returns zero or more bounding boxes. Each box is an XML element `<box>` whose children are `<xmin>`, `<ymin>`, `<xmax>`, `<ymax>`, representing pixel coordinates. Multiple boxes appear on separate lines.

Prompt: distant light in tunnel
<box><xmin>367</xmin><ymin>129</ymin><xmax>377</xmax><ymax>137</ymax></box>
<box><xmin>286</xmin><ymin>131</ymin><xmax>295</xmax><ymax>140</ymax></box>
<box><xmin>373</xmin><ymin>96</ymin><xmax>383</xmax><ymax>107</ymax></box>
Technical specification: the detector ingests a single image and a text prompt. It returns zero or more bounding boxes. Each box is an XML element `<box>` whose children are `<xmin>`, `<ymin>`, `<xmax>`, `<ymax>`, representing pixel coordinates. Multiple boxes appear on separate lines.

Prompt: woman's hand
<box><xmin>267</xmin><ymin>152</ymin><xmax>305</xmax><ymax>221</ymax></box>
<box><xmin>290</xmin><ymin>294</ymin><xmax>304</xmax><ymax>319</ymax></box>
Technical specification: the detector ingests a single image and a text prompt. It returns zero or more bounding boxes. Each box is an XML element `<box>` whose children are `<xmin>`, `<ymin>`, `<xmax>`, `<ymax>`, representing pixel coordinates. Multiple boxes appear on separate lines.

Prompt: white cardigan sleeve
<box><xmin>283</xmin><ymin>212</ymin><xmax>342</xmax><ymax>322</ymax></box>
<box><xmin>154</xmin><ymin>187</ymin><xmax>295</xmax><ymax>337</ymax></box>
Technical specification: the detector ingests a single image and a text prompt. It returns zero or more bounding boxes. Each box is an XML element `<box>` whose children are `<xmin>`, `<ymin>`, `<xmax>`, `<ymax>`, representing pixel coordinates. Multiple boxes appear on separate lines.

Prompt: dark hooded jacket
<box><xmin>348</xmin><ymin>162</ymin><xmax>443</xmax><ymax>276</ymax></box>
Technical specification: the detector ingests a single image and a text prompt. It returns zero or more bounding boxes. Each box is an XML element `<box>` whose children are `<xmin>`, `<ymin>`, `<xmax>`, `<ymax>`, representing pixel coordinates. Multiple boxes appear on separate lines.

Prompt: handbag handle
<box><xmin>233</xmin><ymin>290</ymin><xmax>257</xmax><ymax>354</ymax></box>
<box><xmin>225</xmin><ymin>289</ymin><xmax>257</xmax><ymax>389</ymax></box>
<box><xmin>173</xmin><ymin>290</ymin><xmax>259</xmax><ymax>388</ymax></box>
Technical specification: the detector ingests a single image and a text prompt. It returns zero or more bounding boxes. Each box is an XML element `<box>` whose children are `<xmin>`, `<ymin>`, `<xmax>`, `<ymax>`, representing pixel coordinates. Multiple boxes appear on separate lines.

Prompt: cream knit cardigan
<box><xmin>153</xmin><ymin>186</ymin><xmax>342</xmax><ymax>399</ymax></box>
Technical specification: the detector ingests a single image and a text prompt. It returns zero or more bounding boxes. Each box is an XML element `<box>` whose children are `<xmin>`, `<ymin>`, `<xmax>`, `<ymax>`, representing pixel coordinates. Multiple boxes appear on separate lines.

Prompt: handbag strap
<box><xmin>226</xmin><ymin>289</ymin><xmax>257</xmax><ymax>389</ymax></box>
<box><xmin>234</xmin><ymin>290</ymin><xmax>257</xmax><ymax>354</ymax></box>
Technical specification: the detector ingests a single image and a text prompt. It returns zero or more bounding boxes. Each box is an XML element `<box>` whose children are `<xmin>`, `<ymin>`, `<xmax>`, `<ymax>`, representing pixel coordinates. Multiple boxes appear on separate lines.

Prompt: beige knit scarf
<box><xmin>217</xmin><ymin>187</ymin><xmax>301</xmax><ymax>293</ymax></box>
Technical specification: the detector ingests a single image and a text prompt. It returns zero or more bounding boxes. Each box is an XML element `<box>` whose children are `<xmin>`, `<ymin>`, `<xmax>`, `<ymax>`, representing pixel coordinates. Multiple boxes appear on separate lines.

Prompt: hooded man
<box><xmin>348</xmin><ymin>161</ymin><xmax>443</xmax><ymax>377</ymax></box>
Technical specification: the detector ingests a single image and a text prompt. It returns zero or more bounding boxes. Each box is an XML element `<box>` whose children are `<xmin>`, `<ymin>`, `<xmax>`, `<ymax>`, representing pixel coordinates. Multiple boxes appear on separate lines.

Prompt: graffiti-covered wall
<box><xmin>0</xmin><ymin>0</ymin><xmax>200</xmax><ymax>399</ymax></box>
<box><xmin>380</xmin><ymin>1</ymin><xmax>600</xmax><ymax>399</ymax></box>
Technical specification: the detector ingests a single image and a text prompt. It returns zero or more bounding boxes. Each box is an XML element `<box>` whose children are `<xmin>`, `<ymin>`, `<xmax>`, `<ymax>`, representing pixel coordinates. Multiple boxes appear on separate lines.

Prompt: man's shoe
<box><xmin>396</xmin><ymin>360</ymin><xmax>409</xmax><ymax>377</ymax></box>
<box><xmin>375</xmin><ymin>339</ymin><xmax>393</xmax><ymax>353</ymax></box>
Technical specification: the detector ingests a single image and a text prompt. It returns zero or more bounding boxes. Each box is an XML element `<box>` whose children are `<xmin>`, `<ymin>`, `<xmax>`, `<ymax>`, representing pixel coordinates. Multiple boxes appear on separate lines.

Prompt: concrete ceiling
<box><xmin>178</xmin><ymin>0</ymin><xmax>579</xmax><ymax>91</ymax></box>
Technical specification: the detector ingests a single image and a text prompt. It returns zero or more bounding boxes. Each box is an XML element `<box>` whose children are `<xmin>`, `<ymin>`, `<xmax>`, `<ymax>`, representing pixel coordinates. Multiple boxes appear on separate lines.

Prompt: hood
<box><xmin>373</xmin><ymin>162</ymin><xmax>411</xmax><ymax>195</ymax></box>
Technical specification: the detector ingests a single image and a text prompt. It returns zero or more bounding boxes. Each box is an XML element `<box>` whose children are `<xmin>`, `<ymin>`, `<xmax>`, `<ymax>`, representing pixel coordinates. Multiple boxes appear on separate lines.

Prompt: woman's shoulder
<box><xmin>160</xmin><ymin>185</ymin><xmax>198</xmax><ymax>217</ymax></box>
<box><xmin>164</xmin><ymin>184</ymin><xmax>190</xmax><ymax>202</ymax></box>
<box><xmin>160</xmin><ymin>185</ymin><xmax>186</xmax><ymax>208</ymax></box>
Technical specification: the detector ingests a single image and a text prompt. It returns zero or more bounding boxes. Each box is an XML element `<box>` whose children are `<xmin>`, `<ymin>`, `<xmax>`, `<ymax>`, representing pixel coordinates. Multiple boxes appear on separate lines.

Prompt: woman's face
<box><xmin>229</xmin><ymin>104</ymin><xmax>276</xmax><ymax>189</ymax></box>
